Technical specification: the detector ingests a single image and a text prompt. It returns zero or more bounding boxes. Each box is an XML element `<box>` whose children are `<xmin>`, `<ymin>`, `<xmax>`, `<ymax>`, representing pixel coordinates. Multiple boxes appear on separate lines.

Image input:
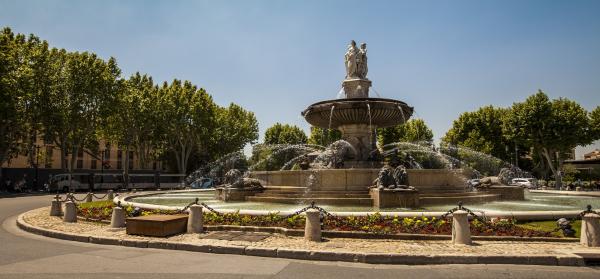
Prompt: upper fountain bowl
<box><xmin>302</xmin><ymin>97</ymin><xmax>414</xmax><ymax>129</ymax></box>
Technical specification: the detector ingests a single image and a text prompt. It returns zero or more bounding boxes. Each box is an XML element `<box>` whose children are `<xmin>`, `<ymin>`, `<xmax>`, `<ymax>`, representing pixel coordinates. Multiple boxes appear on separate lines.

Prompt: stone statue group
<box><xmin>344</xmin><ymin>40</ymin><xmax>368</xmax><ymax>80</ymax></box>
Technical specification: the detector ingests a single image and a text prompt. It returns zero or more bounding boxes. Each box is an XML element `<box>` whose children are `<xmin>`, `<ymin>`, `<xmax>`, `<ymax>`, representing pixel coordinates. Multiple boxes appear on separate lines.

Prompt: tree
<box><xmin>442</xmin><ymin>106</ymin><xmax>513</xmax><ymax>161</ymax></box>
<box><xmin>590</xmin><ymin>106</ymin><xmax>600</xmax><ymax>140</ymax></box>
<box><xmin>160</xmin><ymin>79</ymin><xmax>216</xmax><ymax>174</ymax></box>
<box><xmin>503</xmin><ymin>91</ymin><xmax>593</xmax><ymax>187</ymax></box>
<box><xmin>42</xmin><ymin>50</ymin><xmax>121</xmax><ymax>186</ymax></box>
<box><xmin>212</xmin><ymin>103</ymin><xmax>259</xmax><ymax>157</ymax></box>
<box><xmin>264</xmin><ymin>123</ymin><xmax>307</xmax><ymax>145</ymax></box>
<box><xmin>307</xmin><ymin>126</ymin><xmax>342</xmax><ymax>146</ymax></box>
<box><xmin>102</xmin><ymin>72</ymin><xmax>164</xmax><ymax>186</ymax></box>
<box><xmin>377</xmin><ymin>119</ymin><xmax>434</xmax><ymax>147</ymax></box>
<box><xmin>0</xmin><ymin>28</ymin><xmax>29</xmax><ymax>172</ymax></box>
<box><xmin>0</xmin><ymin>27</ymin><xmax>52</xmax><ymax>186</ymax></box>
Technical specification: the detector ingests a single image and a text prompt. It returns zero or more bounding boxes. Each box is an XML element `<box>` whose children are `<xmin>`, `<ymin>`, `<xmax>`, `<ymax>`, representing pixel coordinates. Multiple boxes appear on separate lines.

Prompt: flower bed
<box><xmin>77</xmin><ymin>201</ymin><xmax>554</xmax><ymax>237</ymax></box>
<box><xmin>77</xmin><ymin>201</ymin><xmax>180</xmax><ymax>221</ymax></box>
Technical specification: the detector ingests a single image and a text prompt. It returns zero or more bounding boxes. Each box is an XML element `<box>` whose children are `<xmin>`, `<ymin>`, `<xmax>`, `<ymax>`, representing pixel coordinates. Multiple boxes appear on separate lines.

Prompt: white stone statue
<box><xmin>357</xmin><ymin>43</ymin><xmax>368</xmax><ymax>79</ymax></box>
<box><xmin>344</xmin><ymin>40</ymin><xmax>368</xmax><ymax>80</ymax></box>
<box><xmin>344</xmin><ymin>40</ymin><xmax>359</xmax><ymax>79</ymax></box>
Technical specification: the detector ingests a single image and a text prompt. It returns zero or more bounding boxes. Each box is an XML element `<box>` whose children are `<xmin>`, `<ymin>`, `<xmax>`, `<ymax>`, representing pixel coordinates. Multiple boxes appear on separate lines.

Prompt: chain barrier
<box><xmin>579</xmin><ymin>204</ymin><xmax>600</xmax><ymax>218</ymax></box>
<box><xmin>92</xmin><ymin>193</ymin><xmax>109</xmax><ymax>200</ymax></box>
<box><xmin>54</xmin><ymin>194</ymin><xmax>71</xmax><ymax>203</ymax></box>
<box><xmin>440</xmin><ymin>201</ymin><xmax>486</xmax><ymax>222</ymax></box>
<box><xmin>179</xmin><ymin>198</ymin><xmax>200</xmax><ymax>213</ymax></box>
<box><xmin>284</xmin><ymin>201</ymin><xmax>334</xmax><ymax>219</ymax></box>
<box><xmin>69</xmin><ymin>194</ymin><xmax>88</xmax><ymax>202</ymax></box>
<box><xmin>200</xmin><ymin>202</ymin><xmax>222</xmax><ymax>215</ymax></box>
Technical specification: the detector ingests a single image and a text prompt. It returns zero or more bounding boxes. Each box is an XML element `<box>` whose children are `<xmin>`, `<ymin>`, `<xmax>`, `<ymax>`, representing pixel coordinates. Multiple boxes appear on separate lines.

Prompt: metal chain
<box><xmin>284</xmin><ymin>201</ymin><xmax>334</xmax><ymax>219</ymax></box>
<box><xmin>92</xmin><ymin>193</ymin><xmax>109</xmax><ymax>199</ymax></box>
<box><xmin>441</xmin><ymin>201</ymin><xmax>486</xmax><ymax>222</ymax></box>
<box><xmin>579</xmin><ymin>204</ymin><xmax>600</xmax><ymax>218</ymax></box>
<box><xmin>179</xmin><ymin>198</ymin><xmax>200</xmax><ymax>213</ymax></box>
<box><xmin>70</xmin><ymin>194</ymin><xmax>88</xmax><ymax>202</ymax></box>
<box><xmin>200</xmin><ymin>202</ymin><xmax>222</xmax><ymax>215</ymax></box>
<box><xmin>54</xmin><ymin>194</ymin><xmax>71</xmax><ymax>203</ymax></box>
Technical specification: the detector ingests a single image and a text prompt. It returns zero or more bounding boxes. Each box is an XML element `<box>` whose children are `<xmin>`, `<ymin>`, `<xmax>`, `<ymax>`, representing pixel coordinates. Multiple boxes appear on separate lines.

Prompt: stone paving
<box><xmin>22</xmin><ymin>206</ymin><xmax>600</xmax><ymax>258</ymax></box>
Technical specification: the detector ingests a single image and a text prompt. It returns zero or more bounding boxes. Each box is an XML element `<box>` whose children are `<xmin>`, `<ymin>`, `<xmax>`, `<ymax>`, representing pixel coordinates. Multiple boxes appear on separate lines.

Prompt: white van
<box><xmin>48</xmin><ymin>173</ymin><xmax>186</xmax><ymax>192</ymax></box>
<box><xmin>48</xmin><ymin>174</ymin><xmax>88</xmax><ymax>192</ymax></box>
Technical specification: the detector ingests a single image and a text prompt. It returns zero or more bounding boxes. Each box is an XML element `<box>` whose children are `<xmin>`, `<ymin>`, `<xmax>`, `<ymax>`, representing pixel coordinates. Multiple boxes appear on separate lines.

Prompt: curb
<box><xmin>16</xmin><ymin>212</ymin><xmax>590</xmax><ymax>266</ymax></box>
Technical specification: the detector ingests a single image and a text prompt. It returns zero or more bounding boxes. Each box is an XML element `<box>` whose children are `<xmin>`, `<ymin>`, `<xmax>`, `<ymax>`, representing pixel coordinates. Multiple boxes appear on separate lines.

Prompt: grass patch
<box><xmin>517</xmin><ymin>220</ymin><xmax>581</xmax><ymax>238</ymax></box>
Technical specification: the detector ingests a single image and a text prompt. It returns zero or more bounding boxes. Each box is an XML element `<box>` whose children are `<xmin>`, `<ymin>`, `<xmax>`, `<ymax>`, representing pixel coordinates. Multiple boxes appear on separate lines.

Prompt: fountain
<box><xmin>243</xmin><ymin>40</ymin><xmax>524</xmax><ymax>208</ymax></box>
<box><xmin>125</xmin><ymin>40</ymin><xmax>561</xmax><ymax>214</ymax></box>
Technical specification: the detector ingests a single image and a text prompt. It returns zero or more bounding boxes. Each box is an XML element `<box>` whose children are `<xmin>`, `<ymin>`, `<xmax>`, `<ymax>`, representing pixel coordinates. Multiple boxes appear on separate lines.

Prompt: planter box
<box><xmin>126</xmin><ymin>215</ymin><xmax>188</xmax><ymax>237</ymax></box>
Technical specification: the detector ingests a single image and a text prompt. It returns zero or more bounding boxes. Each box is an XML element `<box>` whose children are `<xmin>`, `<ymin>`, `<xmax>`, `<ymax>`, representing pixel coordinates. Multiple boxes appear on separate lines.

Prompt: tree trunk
<box><xmin>69</xmin><ymin>146</ymin><xmax>78</xmax><ymax>190</ymax></box>
<box><xmin>541</xmin><ymin>148</ymin><xmax>562</xmax><ymax>189</ymax></box>
<box><xmin>59</xmin><ymin>139</ymin><xmax>67</xmax><ymax>172</ymax></box>
<box><xmin>123</xmin><ymin>145</ymin><xmax>130</xmax><ymax>189</ymax></box>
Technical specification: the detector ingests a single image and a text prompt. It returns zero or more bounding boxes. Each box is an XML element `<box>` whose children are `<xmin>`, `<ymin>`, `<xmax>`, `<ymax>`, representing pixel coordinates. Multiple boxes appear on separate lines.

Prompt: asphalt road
<box><xmin>1</xmin><ymin>194</ymin><xmax>600</xmax><ymax>279</ymax></box>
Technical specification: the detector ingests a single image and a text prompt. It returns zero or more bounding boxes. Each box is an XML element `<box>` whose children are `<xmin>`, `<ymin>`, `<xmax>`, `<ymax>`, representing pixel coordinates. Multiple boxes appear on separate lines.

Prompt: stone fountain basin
<box><xmin>249</xmin><ymin>169</ymin><xmax>467</xmax><ymax>192</ymax></box>
<box><xmin>302</xmin><ymin>98</ymin><xmax>414</xmax><ymax>128</ymax></box>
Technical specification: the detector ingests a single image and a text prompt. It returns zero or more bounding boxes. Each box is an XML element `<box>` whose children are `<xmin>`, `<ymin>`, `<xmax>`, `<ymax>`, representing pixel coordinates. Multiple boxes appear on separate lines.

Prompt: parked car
<box><xmin>190</xmin><ymin>177</ymin><xmax>214</xmax><ymax>189</ymax></box>
<box><xmin>511</xmin><ymin>178</ymin><xmax>535</xmax><ymax>189</ymax></box>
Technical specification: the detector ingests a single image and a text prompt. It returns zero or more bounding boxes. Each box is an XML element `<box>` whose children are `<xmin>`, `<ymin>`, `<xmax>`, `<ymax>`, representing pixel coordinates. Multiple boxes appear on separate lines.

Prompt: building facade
<box><xmin>1</xmin><ymin>137</ymin><xmax>166</xmax><ymax>190</ymax></box>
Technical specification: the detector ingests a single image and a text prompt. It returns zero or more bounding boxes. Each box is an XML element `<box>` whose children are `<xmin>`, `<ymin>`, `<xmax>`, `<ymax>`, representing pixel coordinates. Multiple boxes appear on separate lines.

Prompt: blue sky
<box><xmin>2</xmin><ymin>0</ymin><xmax>599</xmax><ymax>157</ymax></box>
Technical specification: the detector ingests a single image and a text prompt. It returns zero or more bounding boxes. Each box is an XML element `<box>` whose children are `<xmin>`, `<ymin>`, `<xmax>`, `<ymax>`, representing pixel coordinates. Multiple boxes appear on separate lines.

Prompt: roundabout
<box><xmin>2</xmin><ymin>193</ymin><xmax>600</xmax><ymax>278</ymax></box>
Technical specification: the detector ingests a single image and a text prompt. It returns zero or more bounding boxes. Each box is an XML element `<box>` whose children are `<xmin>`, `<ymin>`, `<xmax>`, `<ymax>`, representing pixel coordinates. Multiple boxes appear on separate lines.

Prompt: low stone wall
<box><xmin>214</xmin><ymin>188</ymin><xmax>262</xmax><ymax>201</ymax></box>
<box><xmin>250</xmin><ymin>169</ymin><xmax>468</xmax><ymax>191</ymax></box>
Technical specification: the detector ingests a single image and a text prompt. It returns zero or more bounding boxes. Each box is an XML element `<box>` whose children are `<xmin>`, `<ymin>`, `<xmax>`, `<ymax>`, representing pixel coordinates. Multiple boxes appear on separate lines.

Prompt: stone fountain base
<box><xmin>214</xmin><ymin>188</ymin><xmax>263</xmax><ymax>202</ymax></box>
<box><xmin>369</xmin><ymin>188</ymin><xmax>420</xmax><ymax>208</ymax></box>
<box><xmin>238</xmin><ymin>169</ymin><xmax>525</xmax><ymax>208</ymax></box>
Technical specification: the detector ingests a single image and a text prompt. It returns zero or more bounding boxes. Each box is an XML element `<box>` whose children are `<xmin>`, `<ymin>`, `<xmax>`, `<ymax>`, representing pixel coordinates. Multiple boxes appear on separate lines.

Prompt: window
<box><xmin>77</xmin><ymin>149</ymin><xmax>83</xmax><ymax>158</ymax></box>
<box><xmin>91</xmin><ymin>160</ymin><xmax>97</xmax><ymax>169</ymax></box>
<box><xmin>77</xmin><ymin>159</ymin><xmax>83</xmax><ymax>169</ymax></box>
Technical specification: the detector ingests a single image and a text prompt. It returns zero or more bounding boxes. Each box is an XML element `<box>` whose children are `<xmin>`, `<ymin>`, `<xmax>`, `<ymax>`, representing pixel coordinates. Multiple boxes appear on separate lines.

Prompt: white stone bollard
<box><xmin>304</xmin><ymin>209</ymin><xmax>321</xmax><ymax>242</ymax></box>
<box><xmin>580</xmin><ymin>213</ymin><xmax>600</xmax><ymax>247</ymax></box>
<box><xmin>110</xmin><ymin>205</ymin><xmax>126</xmax><ymax>228</ymax></box>
<box><xmin>85</xmin><ymin>192</ymin><xmax>93</xmax><ymax>203</ymax></box>
<box><xmin>452</xmin><ymin>210</ymin><xmax>472</xmax><ymax>245</ymax></box>
<box><xmin>63</xmin><ymin>201</ymin><xmax>77</xmax><ymax>223</ymax></box>
<box><xmin>107</xmin><ymin>190</ymin><xmax>114</xmax><ymax>201</ymax></box>
<box><xmin>50</xmin><ymin>197</ymin><xmax>62</xmax><ymax>216</ymax></box>
<box><xmin>187</xmin><ymin>204</ymin><xmax>203</xmax><ymax>233</ymax></box>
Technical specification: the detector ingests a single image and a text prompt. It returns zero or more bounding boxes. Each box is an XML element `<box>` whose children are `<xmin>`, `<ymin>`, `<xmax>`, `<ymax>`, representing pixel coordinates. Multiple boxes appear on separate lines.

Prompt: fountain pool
<box><xmin>129</xmin><ymin>189</ymin><xmax>600</xmax><ymax>213</ymax></box>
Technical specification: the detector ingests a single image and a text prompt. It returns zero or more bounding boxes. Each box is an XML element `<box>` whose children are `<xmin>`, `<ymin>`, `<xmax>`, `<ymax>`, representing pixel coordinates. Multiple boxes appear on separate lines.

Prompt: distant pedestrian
<box><xmin>5</xmin><ymin>179</ymin><xmax>12</xmax><ymax>192</ymax></box>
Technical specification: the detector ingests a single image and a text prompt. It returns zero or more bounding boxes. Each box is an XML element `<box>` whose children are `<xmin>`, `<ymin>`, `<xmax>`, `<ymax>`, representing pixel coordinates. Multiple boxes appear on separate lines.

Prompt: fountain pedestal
<box><xmin>338</xmin><ymin>124</ymin><xmax>376</xmax><ymax>161</ymax></box>
<box><xmin>342</xmin><ymin>78</ymin><xmax>371</xmax><ymax>98</ymax></box>
<box><xmin>369</xmin><ymin>188</ymin><xmax>420</xmax><ymax>208</ymax></box>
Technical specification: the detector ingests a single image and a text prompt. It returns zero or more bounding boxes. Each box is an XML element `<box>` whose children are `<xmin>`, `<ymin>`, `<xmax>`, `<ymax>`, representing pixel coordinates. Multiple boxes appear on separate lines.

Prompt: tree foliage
<box><xmin>503</xmin><ymin>90</ymin><xmax>593</xmax><ymax>183</ymax></box>
<box><xmin>307</xmin><ymin>126</ymin><xmax>342</xmax><ymax>146</ymax></box>
<box><xmin>377</xmin><ymin>119</ymin><xmax>434</xmax><ymax>147</ymax></box>
<box><xmin>590</xmin><ymin>106</ymin><xmax>600</xmax><ymax>140</ymax></box>
<box><xmin>442</xmin><ymin>106</ymin><xmax>512</xmax><ymax>161</ymax></box>
<box><xmin>0</xmin><ymin>26</ymin><xmax>259</xmax><ymax>179</ymax></box>
<box><xmin>264</xmin><ymin>123</ymin><xmax>307</xmax><ymax>145</ymax></box>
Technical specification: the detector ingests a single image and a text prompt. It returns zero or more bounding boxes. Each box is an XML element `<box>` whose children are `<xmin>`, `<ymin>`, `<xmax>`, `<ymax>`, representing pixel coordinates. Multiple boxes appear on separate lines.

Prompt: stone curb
<box><xmin>16</xmin><ymin>212</ymin><xmax>589</xmax><ymax>267</ymax></box>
